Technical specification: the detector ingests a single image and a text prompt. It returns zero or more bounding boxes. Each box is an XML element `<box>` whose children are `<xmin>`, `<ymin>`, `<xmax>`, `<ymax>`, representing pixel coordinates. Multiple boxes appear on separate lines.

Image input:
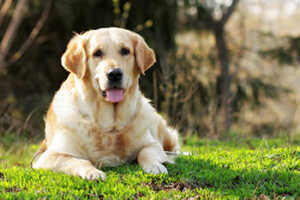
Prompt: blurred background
<box><xmin>0</xmin><ymin>0</ymin><xmax>300</xmax><ymax>139</ymax></box>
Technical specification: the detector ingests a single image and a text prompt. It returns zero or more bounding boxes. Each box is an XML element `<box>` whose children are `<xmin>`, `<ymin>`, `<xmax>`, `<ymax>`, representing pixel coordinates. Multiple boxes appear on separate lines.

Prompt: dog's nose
<box><xmin>107</xmin><ymin>68</ymin><xmax>123</xmax><ymax>82</ymax></box>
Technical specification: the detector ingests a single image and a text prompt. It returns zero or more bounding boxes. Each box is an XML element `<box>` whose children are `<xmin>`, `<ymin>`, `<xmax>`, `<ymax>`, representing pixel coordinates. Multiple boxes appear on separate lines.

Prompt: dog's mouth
<box><xmin>102</xmin><ymin>88</ymin><xmax>125</xmax><ymax>103</ymax></box>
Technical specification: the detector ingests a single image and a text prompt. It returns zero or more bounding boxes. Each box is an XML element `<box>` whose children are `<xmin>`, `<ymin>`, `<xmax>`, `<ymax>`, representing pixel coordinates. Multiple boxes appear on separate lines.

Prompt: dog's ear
<box><xmin>61</xmin><ymin>34</ymin><xmax>87</xmax><ymax>79</ymax></box>
<box><xmin>132</xmin><ymin>33</ymin><xmax>156</xmax><ymax>75</ymax></box>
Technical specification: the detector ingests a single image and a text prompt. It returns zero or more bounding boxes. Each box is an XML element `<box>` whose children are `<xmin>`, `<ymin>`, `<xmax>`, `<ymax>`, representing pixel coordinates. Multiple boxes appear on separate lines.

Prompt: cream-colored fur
<box><xmin>32</xmin><ymin>27</ymin><xmax>180</xmax><ymax>180</ymax></box>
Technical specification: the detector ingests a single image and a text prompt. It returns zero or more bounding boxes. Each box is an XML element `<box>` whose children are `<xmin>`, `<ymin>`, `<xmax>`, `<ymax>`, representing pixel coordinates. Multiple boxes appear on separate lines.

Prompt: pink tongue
<box><xmin>106</xmin><ymin>89</ymin><xmax>124</xmax><ymax>103</ymax></box>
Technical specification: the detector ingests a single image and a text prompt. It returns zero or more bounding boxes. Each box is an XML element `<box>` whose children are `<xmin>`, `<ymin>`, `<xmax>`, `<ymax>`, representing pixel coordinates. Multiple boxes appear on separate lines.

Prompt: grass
<box><xmin>0</xmin><ymin>132</ymin><xmax>300</xmax><ymax>199</ymax></box>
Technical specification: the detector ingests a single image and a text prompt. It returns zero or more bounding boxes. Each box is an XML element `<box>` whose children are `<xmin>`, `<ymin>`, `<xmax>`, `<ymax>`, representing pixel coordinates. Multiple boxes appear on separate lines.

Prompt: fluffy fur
<box><xmin>33</xmin><ymin>27</ymin><xmax>180</xmax><ymax>180</ymax></box>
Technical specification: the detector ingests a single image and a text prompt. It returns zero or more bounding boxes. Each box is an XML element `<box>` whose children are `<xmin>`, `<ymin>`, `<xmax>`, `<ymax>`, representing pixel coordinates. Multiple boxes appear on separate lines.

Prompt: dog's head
<box><xmin>61</xmin><ymin>27</ymin><xmax>156</xmax><ymax>103</ymax></box>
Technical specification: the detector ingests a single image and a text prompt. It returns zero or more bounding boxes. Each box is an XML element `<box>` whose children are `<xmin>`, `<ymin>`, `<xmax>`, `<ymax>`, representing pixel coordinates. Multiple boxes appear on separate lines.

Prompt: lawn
<box><xmin>0</xmin><ymin>132</ymin><xmax>299</xmax><ymax>199</ymax></box>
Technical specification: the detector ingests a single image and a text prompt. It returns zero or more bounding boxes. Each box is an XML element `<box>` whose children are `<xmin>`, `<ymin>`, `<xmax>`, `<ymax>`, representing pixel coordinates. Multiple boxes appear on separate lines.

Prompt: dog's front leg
<box><xmin>138</xmin><ymin>142</ymin><xmax>168</xmax><ymax>174</ymax></box>
<box><xmin>33</xmin><ymin>150</ymin><xmax>106</xmax><ymax>180</ymax></box>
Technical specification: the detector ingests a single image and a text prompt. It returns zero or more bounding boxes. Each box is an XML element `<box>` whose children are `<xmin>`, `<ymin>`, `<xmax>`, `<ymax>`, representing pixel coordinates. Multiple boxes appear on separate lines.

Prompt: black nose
<box><xmin>107</xmin><ymin>68</ymin><xmax>123</xmax><ymax>82</ymax></box>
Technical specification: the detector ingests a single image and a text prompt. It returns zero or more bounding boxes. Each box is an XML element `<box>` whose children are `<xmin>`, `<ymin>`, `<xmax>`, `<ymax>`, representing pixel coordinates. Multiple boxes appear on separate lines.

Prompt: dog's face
<box><xmin>61</xmin><ymin>28</ymin><xmax>156</xmax><ymax>103</ymax></box>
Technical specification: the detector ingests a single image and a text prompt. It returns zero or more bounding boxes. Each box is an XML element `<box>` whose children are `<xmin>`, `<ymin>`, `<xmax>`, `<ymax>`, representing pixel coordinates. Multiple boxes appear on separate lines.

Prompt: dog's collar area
<box><xmin>99</xmin><ymin>96</ymin><xmax>142</xmax><ymax>136</ymax></box>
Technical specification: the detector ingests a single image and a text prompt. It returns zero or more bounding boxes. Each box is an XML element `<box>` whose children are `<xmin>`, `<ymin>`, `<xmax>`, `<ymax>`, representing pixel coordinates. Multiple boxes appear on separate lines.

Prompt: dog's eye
<box><xmin>120</xmin><ymin>47</ymin><xmax>130</xmax><ymax>56</ymax></box>
<box><xmin>93</xmin><ymin>49</ymin><xmax>103</xmax><ymax>57</ymax></box>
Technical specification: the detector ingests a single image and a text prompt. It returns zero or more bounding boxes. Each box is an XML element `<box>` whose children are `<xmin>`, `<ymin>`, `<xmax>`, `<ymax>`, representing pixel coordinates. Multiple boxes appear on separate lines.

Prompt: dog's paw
<box><xmin>142</xmin><ymin>162</ymin><xmax>168</xmax><ymax>174</ymax></box>
<box><xmin>79</xmin><ymin>168</ymin><xmax>106</xmax><ymax>180</ymax></box>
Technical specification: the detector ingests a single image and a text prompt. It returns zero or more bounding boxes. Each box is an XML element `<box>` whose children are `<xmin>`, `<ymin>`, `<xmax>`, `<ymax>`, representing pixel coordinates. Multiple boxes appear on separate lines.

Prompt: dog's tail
<box><xmin>156</xmin><ymin>116</ymin><xmax>180</xmax><ymax>152</ymax></box>
<box><xmin>163</xmin><ymin>127</ymin><xmax>180</xmax><ymax>153</ymax></box>
<box><xmin>156</xmin><ymin>117</ymin><xmax>180</xmax><ymax>163</ymax></box>
<box><xmin>30</xmin><ymin>139</ymin><xmax>47</xmax><ymax>168</ymax></box>
<box><xmin>162</xmin><ymin>128</ymin><xmax>191</xmax><ymax>162</ymax></box>
<box><xmin>164</xmin><ymin>127</ymin><xmax>180</xmax><ymax>162</ymax></box>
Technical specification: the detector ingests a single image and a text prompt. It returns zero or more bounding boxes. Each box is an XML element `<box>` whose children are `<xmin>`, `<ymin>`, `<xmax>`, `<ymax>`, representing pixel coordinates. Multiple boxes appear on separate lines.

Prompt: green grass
<box><xmin>1</xmin><ymin>133</ymin><xmax>300</xmax><ymax>199</ymax></box>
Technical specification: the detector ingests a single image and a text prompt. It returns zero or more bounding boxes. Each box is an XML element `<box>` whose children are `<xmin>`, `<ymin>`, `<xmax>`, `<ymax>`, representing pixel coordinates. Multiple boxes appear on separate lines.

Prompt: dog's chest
<box><xmin>72</xmin><ymin>98</ymin><xmax>148</xmax><ymax>167</ymax></box>
<box><xmin>83</xmin><ymin>126</ymin><xmax>140</xmax><ymax>167</ymax></box>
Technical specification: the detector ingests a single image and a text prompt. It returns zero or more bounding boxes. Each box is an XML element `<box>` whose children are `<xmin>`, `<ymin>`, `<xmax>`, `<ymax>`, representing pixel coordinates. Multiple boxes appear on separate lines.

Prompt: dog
<box><xmin>32</xmin><ymin>27</ymin><xmax>180</xmax><ymax>180</ymax></box>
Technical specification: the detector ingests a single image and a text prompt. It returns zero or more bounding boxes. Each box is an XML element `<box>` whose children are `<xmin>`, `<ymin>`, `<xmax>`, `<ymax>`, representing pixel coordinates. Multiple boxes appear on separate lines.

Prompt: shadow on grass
<box><xmin>172</xmin><ymin>156</ymin><xmax>299</xmax><ymax>199</ymax></box>
<box><xmin>105</xmin><ymin>155</ymin><xmax>300</xmax><ymax>199</ymax></box>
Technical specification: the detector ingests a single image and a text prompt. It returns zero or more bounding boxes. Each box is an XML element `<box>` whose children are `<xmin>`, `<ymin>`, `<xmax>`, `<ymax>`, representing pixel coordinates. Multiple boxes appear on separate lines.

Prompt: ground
<box><xmin>0</xmin><ymin>132</ymin><xmax>299</xmax><ymax>199</ymax></box>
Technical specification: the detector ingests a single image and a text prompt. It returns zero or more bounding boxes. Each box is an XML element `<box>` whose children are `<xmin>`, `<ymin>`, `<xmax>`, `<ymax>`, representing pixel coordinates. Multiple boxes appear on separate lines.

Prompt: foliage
<box><xmin>1</xmin><ymin>132</ymin><xmax>300</xmax><ymax>199</ymax></box>
<box><xmin>260</xmin><ymin>36</ymin><xmax>300</xmax><ymax>65</ymax></box>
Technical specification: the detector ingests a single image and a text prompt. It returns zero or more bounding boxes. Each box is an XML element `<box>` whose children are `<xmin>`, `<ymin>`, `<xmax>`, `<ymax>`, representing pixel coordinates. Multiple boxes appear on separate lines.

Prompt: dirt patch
<box><xmin>147</xmin><ymin>180</ymin><xmax>210</xmax><ymax>192</ymax></box>
<box><xmin>133</xmin><ymin>192</ymin><xmax>145</xmax><ymax>199</ymax></box>
<box><xmin>83</xmin><ymin>192</ymin><xmax>104</xmax><ymax>199</ymax></box>
<box><xmin>232</xmin><ymin>175</ymin><xmax>241</xmax><ymax>185</ymax></box>
<box><xmin>5</xmin><ymin>186</ymin><xmax>22</xmax><ymax>193</ymax></box>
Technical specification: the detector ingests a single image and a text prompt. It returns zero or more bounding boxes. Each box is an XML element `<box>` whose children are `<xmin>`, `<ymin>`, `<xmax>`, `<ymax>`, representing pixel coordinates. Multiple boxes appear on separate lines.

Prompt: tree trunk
<box><xmin>214</xmin><ymin>24</ymin><xmax>232</xmax><ymax>134</ymax></box>
<box><xmin>0</xmin><ymin>0</ymin><xmax>13</xmax><ymax>26</ymax></box>
<box><xmin>0</xmin><ymin>0</ymin><xmax>28</xmax><ymax>64</ymax></box>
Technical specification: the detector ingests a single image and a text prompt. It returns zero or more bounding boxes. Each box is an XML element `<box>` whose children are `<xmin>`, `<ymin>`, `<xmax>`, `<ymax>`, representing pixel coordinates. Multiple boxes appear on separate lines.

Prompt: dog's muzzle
<box><xmin>107</xmin><ymin>68</ymin><xmax>122</xmax><ymax>85</ymax></box>
<box><xmin>102</xmin><ymin>68</ymin><xmax>124</xmax><ymax>103</ymax></box>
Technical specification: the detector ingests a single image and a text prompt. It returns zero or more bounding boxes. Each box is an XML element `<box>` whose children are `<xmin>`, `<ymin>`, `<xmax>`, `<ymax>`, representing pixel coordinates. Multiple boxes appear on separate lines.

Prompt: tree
<box><xmin>182</xmin><ymin>0</ymin><xmax>240</xmax><ymax>136</ymax></box>
<box><xmin>0</xmin><ymin>0</ymin><xmax>52</xmax><ymax>71</ymax></box>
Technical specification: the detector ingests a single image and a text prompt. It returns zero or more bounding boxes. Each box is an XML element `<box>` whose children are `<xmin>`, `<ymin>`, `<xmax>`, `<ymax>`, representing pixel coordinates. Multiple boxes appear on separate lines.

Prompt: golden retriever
<box><xmin>32</xmin><ymin>27</ymin><xmax>179</xmax><ymax>180</ymax></box>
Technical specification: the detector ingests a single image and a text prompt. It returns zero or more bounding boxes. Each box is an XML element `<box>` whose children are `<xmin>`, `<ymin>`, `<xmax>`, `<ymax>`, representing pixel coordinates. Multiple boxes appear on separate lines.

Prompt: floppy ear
<box><xmin>61</xmin><ymin>34</ymin><xmax>87</xmax><ymax>79</ymax></box>
<box><xmin>134</xmin><ymin>34</ymin><xmax>156</xmax><ymax>75</ymax></box>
